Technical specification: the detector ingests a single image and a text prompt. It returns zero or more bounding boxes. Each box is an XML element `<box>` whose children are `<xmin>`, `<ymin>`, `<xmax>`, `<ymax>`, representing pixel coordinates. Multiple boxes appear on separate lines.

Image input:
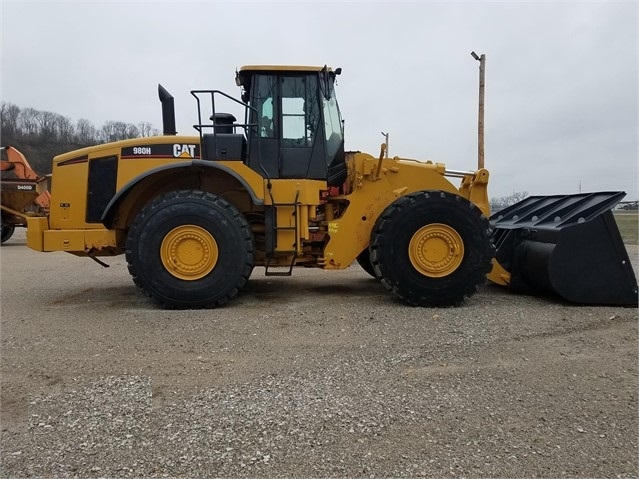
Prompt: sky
<box><xmin>1</xmin><ymin>1</ymin><xmax>637</xmax><ymax>200</ymax></box>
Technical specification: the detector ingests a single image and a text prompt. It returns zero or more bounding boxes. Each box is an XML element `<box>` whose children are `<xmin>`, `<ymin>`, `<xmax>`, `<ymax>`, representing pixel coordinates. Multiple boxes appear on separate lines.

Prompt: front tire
<box><xmin>370</xmin><ymin>191</ymin><xmax>494</xmax><ymax>307</ymax></box>
<box><xmin>356</xmin><ymin>249</ymin><xmax>377</xmax><ymax>278</ymax></box>
<box><xmin>126</xmin><ymin>190</ymin><xmax>254</xmax><ymax>308</ymax></box>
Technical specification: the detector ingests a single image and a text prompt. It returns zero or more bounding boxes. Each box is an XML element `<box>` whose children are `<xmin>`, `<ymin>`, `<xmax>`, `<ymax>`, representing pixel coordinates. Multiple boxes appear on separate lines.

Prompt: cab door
<box><xmin>279</xmin><ymin>75</ymin><xmax>326</xmax><ymax>180</ymax></box>
<box><xmin>247</xmin><ymin>73</ymin><xmax>327</xmax><ymax>181</ymax></box>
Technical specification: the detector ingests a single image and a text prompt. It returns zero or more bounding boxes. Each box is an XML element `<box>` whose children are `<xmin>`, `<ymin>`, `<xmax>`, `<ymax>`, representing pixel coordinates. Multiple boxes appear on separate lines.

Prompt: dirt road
<box><xmin>1</xmin><ymin>229</ymin><xmax>637</xmax><ymax>477</ymax></box>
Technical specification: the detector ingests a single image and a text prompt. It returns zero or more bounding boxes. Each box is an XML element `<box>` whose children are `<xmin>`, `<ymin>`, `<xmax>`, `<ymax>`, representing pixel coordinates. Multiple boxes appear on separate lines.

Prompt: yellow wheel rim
<box><xmin>408</xmin><ymin>223</ymin><xmax>464</xmax><ymax>278</ymax></box>
<box><xmin>160</xmin><ymin>225</ymin><xmax>218</xmax><ymax>280</ymax></box>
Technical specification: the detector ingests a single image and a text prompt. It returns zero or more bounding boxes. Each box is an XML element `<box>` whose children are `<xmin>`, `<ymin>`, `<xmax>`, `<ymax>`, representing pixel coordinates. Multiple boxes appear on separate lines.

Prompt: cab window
<box><xmin>280</xmin><ymin>76</ymin><xmax>319</xmax><ymax>147</ymax></box>
<box><xmin>253</xmin><ymin>75</ymin><xmax>277</xmax><ymax>138</ymax></box>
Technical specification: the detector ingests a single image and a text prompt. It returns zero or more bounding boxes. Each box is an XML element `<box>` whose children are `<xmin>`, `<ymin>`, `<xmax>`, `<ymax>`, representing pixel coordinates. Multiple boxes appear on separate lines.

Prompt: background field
<box><xmin>614</xmin><ymin>211</ymin><xmax>638</xmax><ymax>245</ymax></box>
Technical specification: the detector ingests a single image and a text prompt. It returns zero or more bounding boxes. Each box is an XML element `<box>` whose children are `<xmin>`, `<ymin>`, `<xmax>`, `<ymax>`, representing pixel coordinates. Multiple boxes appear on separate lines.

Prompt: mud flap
<box><xmin>490</xmin><ymin>192</ymin><xmax>638</xmax><ymax>306</ymax></box>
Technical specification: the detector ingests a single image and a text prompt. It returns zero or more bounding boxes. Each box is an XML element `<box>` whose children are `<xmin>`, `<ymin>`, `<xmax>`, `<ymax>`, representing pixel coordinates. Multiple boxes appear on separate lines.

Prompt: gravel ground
<box><xmin>1</xmin><ymin>229</ymin><xmax>637</xmax><ymax>478</ymax></box>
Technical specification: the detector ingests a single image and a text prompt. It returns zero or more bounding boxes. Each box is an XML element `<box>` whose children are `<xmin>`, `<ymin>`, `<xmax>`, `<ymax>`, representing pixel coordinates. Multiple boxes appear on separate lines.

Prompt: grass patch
<box><xmin>614</xmin><ymin>211</ymin><xmax>638</xmax><ymax>245</ymax></box>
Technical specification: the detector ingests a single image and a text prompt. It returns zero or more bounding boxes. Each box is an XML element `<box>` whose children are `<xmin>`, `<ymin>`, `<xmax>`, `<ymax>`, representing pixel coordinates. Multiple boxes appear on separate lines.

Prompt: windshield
<box><xmin>322</xmin><ymin>77</ymin><xmax>343</xmax><ymax>161</ymax></box>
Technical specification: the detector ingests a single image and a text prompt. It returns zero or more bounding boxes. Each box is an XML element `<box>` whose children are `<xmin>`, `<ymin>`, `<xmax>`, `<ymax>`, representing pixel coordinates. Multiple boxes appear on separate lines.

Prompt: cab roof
<box><xmin>235</xmin><ymin>65</ymin><xmax>339</xmax><ymax>93</ymax></box>
<box><xmin>239</xmin><ymin>65</ymin><xmax>333</xmax><ymax>73</ymax></box>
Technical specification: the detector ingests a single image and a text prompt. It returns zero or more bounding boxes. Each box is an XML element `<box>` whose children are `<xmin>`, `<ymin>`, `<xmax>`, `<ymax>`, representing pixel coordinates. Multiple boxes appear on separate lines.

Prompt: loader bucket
<box><xmin>489</xmin><ymin>192</ymin><xmax>638</xmax><ymax>306</ymax></box>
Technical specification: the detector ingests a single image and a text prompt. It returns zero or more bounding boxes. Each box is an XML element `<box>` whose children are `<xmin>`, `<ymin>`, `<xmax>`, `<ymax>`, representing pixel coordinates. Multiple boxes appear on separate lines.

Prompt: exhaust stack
<box><xmin>158</xmin><ymin>84</ymin><xmax>177</xmax><ymax>135</ymax></box>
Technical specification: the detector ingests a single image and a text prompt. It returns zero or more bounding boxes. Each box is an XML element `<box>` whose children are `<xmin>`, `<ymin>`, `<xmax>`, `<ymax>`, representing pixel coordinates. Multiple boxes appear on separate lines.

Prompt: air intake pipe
<box><xmin>158</xmin><ymin>84</ymin><xmax>177</xmax><ymax>135</ymax></box>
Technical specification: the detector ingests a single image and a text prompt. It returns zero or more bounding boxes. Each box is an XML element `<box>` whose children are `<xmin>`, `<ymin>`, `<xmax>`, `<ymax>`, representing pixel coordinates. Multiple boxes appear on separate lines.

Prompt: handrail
<box><xmin>190</xmin><ymin>89</ymin><xmax>270</xmax><ymax>181</ymax></box>
<box><xmin>190</xmin><ymin>89</ymin><xmax>258</xmax><ymax>135</ymax></box>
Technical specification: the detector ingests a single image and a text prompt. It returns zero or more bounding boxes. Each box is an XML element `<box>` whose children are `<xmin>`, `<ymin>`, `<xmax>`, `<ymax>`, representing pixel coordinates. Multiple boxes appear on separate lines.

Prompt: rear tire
<box><xmin>126</xmin><ymin>190</ymin><xmax>254</xmax><ymax>308</ymax></box>
<box><xmin>370</xmin><ymin>191</ymin><xmax>494</xmax><ymax>306</ymax></box>
<box><xmin>1</xmin><ymin>215</ymin><xmax>14</xmax><ymax>244</ymax></box>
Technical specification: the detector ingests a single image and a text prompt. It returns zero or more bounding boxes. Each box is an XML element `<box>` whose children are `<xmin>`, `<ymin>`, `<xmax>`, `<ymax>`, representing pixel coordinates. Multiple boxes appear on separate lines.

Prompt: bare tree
<box><xmin>37</xmin><ymin>111</ymin><xmax>59</xmax><ymax>141</ymax></box>
<box><xmin>137</xmin><ymin>121</ymin><xmax>158</xmax><ymax>137</ymax></box>
<box><xmin>112</xmin><ymin>121</ymin><xmax>129</xmax><ymax>139</ymax></box>
<box><xmin>99</xmin><ymin>120</ymin><xmax>118</xmax><ymax>143</ymax></box>
<box><xmin>55</xmin><ymin>114</ymin><xmax>75</xmax><ymax>142</ymax></box>
<box><xmin>76</xmin><ymin>118</ymin><xmax>97</xmax><ymax>144</ymax></box>
<box><xmin>1</xmin><ymin>102</ymin><xmax>21</xmax><ymax>137</ymax></box>
<box><xmin>490</xmin><ymin>191</ymin><xmax>529</xmax><ymax>211</ymax></box>
<box><xmin>19</xmin><ymin>108</ymin><xmax>40</xmax><ymax>139</ymax></box>
<box><xmin>98</xmin><ymin>120</ymin><xmax>141</xmax><ymax>142</ymax></box>
<box><xmin>125</xmin><ymin>123</ymin><xmax>140</xmax><ymax>139</ymax></box>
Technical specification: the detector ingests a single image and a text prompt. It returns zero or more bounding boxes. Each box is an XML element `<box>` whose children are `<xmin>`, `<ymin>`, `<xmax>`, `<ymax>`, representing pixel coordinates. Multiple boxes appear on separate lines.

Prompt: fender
<box><xmin>100</xmin><ymin>160</ymin><xmax>264</xmax><ymax>229</ymax></box>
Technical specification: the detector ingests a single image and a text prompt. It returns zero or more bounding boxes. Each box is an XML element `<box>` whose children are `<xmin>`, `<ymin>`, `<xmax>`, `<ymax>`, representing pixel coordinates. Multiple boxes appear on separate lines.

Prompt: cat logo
<box><xmin>173</xmin><ymin>144</ymin><xmax>196</xmax><ymax>158</ymax></box>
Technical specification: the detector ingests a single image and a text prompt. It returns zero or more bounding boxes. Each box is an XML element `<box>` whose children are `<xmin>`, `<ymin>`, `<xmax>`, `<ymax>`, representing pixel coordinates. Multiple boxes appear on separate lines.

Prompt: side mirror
<box><xmin>321</xmin><ymin>65</ymin><xmax>331</xmax><ymax>100</ymax></box>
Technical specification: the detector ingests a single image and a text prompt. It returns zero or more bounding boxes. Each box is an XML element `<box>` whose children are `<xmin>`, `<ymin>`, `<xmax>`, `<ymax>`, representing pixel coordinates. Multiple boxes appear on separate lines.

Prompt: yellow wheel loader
<box><xmin>25</xmin><ymin>57</ymin><xmax>637</xmax><ymax>308</ymax></box>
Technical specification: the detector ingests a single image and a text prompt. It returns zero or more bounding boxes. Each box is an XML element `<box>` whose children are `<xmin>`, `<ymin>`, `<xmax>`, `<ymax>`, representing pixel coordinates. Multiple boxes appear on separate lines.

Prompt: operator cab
<box><xmin>194</xmin><ymin>65</ymin><xmax>346</xmax><ymax>186</ymax></box>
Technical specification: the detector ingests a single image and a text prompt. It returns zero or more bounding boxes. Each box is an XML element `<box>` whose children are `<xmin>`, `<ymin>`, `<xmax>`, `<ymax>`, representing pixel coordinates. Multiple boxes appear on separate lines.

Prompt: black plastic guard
<box><xmin>491</xmin><ymin>192</ymin><xmax>638</xmax><ymax>306</ymax></box>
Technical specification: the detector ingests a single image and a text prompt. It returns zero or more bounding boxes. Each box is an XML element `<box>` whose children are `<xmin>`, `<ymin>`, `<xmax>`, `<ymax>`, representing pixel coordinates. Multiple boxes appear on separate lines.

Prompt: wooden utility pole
<box><xmin>471</xmin><ymin>51</ymin><xmax>485</xmax><ymax>170</ymax></box>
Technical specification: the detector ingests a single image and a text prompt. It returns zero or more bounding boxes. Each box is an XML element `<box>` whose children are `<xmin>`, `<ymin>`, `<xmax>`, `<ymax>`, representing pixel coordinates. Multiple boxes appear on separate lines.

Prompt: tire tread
<box><xmin>370</xmin><ymin>190</ymin><xmax>494</xmax><ymax>307</ymax></box>
<box><xmin>125</xmin><ymin>190</ymin><xmax>254</xmax><ymax>309</ymax></box>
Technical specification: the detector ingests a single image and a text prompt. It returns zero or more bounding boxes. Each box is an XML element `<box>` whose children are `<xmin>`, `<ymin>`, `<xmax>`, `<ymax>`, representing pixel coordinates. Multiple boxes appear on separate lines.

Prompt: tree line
<box><xmin>1</xmin><ymin>102</ymin><xmax>159</xmax><ymax>174</ymax></box>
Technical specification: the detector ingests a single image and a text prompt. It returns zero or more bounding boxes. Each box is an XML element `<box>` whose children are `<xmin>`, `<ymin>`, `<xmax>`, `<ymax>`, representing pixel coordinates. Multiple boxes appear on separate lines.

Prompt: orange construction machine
<box><xmin>0</xmin><ymin>146</ymin><xmax>51</xmax><ymax>243</ymax></box>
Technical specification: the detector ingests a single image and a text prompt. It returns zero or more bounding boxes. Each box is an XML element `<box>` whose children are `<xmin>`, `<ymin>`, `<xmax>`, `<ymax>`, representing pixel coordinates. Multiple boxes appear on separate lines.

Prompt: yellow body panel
<box><xmin>44</xmin><ymin>228</ymin><xmax>119</xmax><ymax>252</ymax></box>
<box><xmin>49</xmin><ymin>136</ymin><xmax>202</xmax><ymax>230</ymax></box>
<box><xmin>109</xmin><ymin>135</ymin><xmax>201</xmax><ymax>192</ymax></box>
<box><xmin>264</xmin><ymin>179</ymin><xmax>326</xmax><ymax>206</ymax></box>
<box><xmin>26</xmin><ymin>216</ymin><xmax>48</xmax><ymax>251</ymax></box>
<box><xmin>48</xmin><ymin>158</ymin><xmax>92</xmax><ymax>229</ymax></box>
<box><xmin>27</xmin><ymin>216</ymin><xmax>118</xmax><ymax>253</ymax></box>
